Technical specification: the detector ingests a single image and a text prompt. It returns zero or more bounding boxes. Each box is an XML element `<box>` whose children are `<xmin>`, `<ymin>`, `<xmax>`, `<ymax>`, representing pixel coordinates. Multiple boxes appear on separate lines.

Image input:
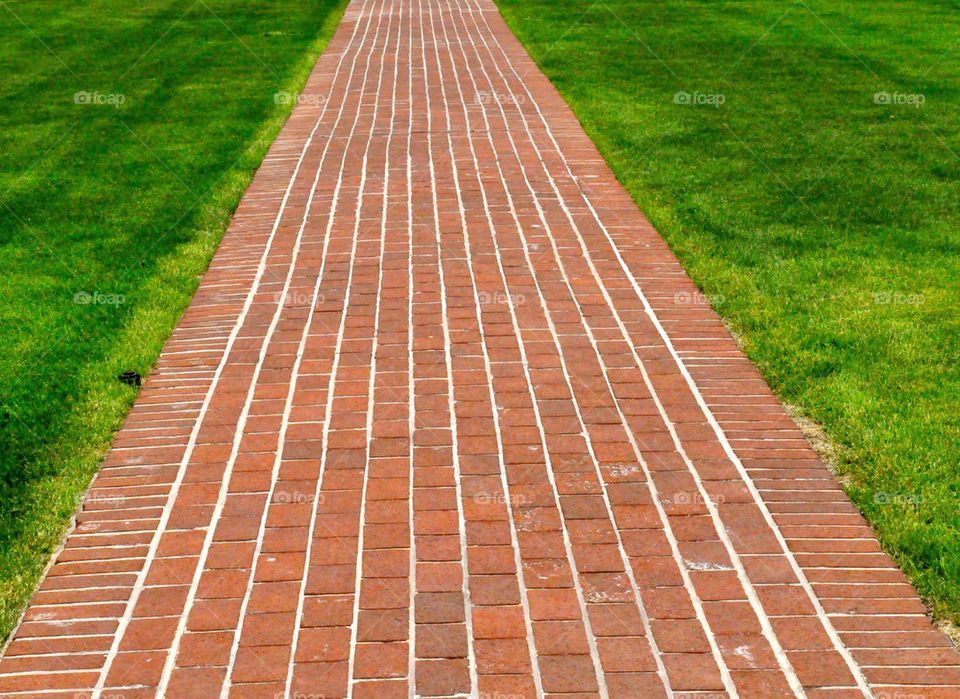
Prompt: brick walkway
<box><xmin>3</xmin><ymin>0</ymin><xmax>959</xmax><ymax>696</ymax></box>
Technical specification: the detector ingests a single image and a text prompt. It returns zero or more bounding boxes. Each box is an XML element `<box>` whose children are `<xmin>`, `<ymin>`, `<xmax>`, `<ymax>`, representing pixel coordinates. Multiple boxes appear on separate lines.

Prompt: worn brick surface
<box><xmin>2</xmin><ymin>0</ymin><xmax>958</xmax><ymax>696</ymax></box>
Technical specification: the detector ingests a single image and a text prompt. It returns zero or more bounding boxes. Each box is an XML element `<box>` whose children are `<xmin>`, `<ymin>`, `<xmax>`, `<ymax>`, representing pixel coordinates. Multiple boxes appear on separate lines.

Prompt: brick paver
<box><xmin>3</xmin><ymin>0</ymin><xmax>959</xmax><ymax>696</ymax></box>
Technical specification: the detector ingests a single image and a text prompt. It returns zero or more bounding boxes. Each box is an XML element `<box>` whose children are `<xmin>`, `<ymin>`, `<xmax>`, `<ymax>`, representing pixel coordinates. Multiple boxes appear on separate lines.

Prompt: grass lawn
<box><xmin>0</xmin><ymin>0</ymin><xmax>346</xmax><ymax>638</ymax></box>
<box><xmin>495</xmin><ymin>0</ymin><xmax>960</xmax><ymax>625</ymax></box>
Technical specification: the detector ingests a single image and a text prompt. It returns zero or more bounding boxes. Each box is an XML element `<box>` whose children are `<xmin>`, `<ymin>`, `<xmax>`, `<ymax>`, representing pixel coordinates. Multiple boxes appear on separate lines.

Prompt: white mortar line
<box><xmin>405</xmin><ymin>0</ymin><xmax>418</xmax><ymax>693</ymax></box>
<box><xmin>463</xmin><ymin>0</ymin><xmax>873</xmax><ymax>694</ymax></box>
<box><xmin>284</xmin><ymin>0</ymin><xmax>395</xmax><ymax>693</ymax></box>
<box><xmin>154</xmin><ymin>5</ymin><xmax>386</xmax><ymax>694</ymax></box>
<box><xmin>346</xmin><ymin>0</ymin><xmax>402</xmax><ymax>691</ymax></box>
<box><xmin>445</xmin><ymin>3</ymin><xmax>735</xmax><ymax>694</ymax></box>
<box><xmin>423</xmin><ymin>0</ymin><xmax>543</xmax><ymax>694</ymax></box>
<box><xmin>89</xmin><ymin>9</ymin><xmax>373</xmax><ymax>693</ymax></box>
<box><xmin>216</xmin><ymin>4</ymin><xmax>384</xmax><ymax>693</ymax></box>
<box><xmin>416</xmin><ymin>0</ymin><xmax>478</xmax><ymax>692</ymax></box>
<box><xmin>453</xmin><ymin>2</ymin><xmax>804</xmax><ymax>692</ymax></box>
<box><xmin>432</xmin><ymin>0</ymin><xmax>609</xmax><ymax>693</ymax></box>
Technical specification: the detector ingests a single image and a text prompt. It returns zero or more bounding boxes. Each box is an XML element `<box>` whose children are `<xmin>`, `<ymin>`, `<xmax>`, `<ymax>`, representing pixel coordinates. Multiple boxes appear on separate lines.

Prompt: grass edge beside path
<box><xmin>0</xmin><ymin>0</ymin><xmax>349</xmax><ymax>641</ymax></box>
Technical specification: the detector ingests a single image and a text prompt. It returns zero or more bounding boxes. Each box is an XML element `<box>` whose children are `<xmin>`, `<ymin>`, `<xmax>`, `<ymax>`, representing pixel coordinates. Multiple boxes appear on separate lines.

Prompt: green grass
<box><xmin>0</xmin><ymin>0</ymin><xmax>347</xmax><ymax>638</ymax></box>
<box><xmin>494</xmin><ymin>0</ymin><xmax>960</xmax><ymax>624</ymax></box>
